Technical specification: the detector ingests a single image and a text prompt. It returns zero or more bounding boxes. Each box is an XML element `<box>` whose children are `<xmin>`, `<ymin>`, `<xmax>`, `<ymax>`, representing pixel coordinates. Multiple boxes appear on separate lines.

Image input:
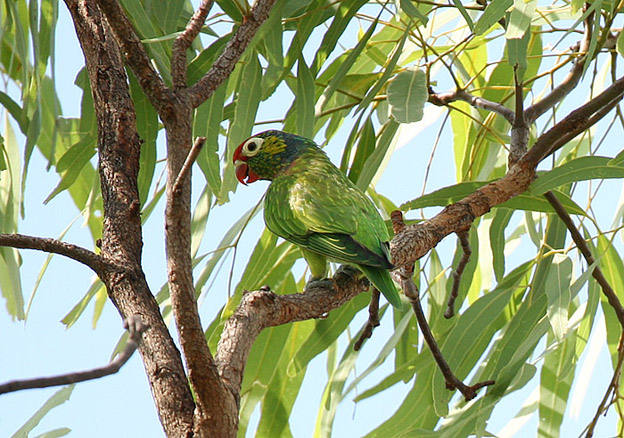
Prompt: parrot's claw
<box><xmin>336</xmin><ymin>265</ymin><xmax>362</xmax><ymax>281</ymax></box>
<box><xmin>304</xmin><ymin>277</ymin><xmax>337</xmax><ymax>293</ymax></box>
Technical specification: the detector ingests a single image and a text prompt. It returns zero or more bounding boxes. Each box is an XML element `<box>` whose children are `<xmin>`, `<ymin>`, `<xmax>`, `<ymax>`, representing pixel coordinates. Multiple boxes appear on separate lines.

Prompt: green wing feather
<box><xmin>263</xmin><ymin>146</ymin><xmax>402</xmax><ymax>308</ymax></box>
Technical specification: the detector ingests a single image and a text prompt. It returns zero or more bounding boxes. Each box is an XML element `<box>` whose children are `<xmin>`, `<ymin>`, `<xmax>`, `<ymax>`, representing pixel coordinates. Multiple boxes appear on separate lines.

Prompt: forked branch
<box><xmin>216</xmin><ymin>269</ymin><xmax>370</xmax><ymax>392</ymax></box>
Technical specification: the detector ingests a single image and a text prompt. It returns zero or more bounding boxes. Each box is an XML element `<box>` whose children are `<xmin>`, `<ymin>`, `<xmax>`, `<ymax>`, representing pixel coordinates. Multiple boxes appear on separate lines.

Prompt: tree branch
<box><xmin>354</xmin><ymin>288</ymin><xmax>381</xmax><ymax>351</ymax></box>
<box><xmin>216</xmin><ymin>269</ymin><xmax>369</xmax><ymax>393</ymax></box>
<box><xmin>544</xmin><ymin>191</ymin><xmax>624</xmax><ymax>326</ymax></box>
<box><xmin>400</xmin><ymin>269</ymin><xmax>494</xmax><ymax>400</ymax></box>
<box><xmin>524</xmin><ymin>13</ymin><xmax>593</xmax><ymax>124</ymax></box>
<box><xmin>188</xmin><ymin>0</ymin><xmax>277</xmax><ymax>107</ymax></box>
<box><xmin>0</xmin><ymin>233</ymin><xmax>105</xmax><ymax>275</ymax></box>
<box><xmin>429</xmin><ymin>88</ymin><xmax>515</xmax><ymax>124</ymax></box>
<box><xmin>445</xmin><ymin>230</ymin><xmax>471</xmax><ymax>319</ymax></box>
<box><xmin>172</xmin><ymin>136</ymin><xmax>206</xmax><ymax>195</ymax></box>
<box><xmin>171</xmin><ymin>0</ymin><xmax>215</xmax><ymax>88</ymax></box>
<box><xmin>64</xmin><ymin>2</ymin><xmax>196</xmax><ymax>436</ymax></box>
<box><xmin>584</xmin><ymin>332</ymin><xmax>624</xmax><ymax>437</ymax></box>
<box><xmin>0</xmin><ymin>315</ymin><xmax>146</xmax><ymax>395</ymax></box>
<box><xmin>509</xmin><ymin>66</ymin><xmax>529</xmax><ymax>165</ymax></box>
<box><xmin>391</xmin><ymin>163</ymin><xmax>536</xmax><ymax>268</ymax></box>
<box><xmin>522</xmin><ymin>76</ymin><xmax>624</xmax><ymax>166</ymax></box>
<box><xmin>95</xmin><ymin>0</ymin><xmax>172</xmax><ymax>109</ymax></box>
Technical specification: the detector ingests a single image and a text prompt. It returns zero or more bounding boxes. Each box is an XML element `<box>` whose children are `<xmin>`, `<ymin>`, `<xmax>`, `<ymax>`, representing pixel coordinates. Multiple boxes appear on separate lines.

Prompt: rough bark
<box><xmin>63</xmin><ymin>1</ymin><xmax>195</xmax><ymax>436</ymax></box>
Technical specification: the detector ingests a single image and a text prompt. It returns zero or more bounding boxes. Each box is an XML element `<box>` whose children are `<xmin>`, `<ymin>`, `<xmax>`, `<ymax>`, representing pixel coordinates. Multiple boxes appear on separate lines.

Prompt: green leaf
<box><xmin>474</xmin><ymin>0</ymin><xmax>513</xmax><ymax>35</ymax></box>
<box><xmin>356</xmin><ymin>27</ymin><xmax>408</xmax><ymax>114</ymax></box>
<box><xmin>538</xmin><ymin>333</ymin><xmax>575</xmax><ymax>437</ymax></box>
<box><xmin>187</xmin><ymin>34</ymin><xmax>231</xmax><ymax>85</ymax></box>
<box><xmin>387</xmin><ymin>68</ymin><xmax>427</xmax><ymax>123</ymax></box>
<box><xmin>128</xmin><ymin>72</ymin><xmax>158</xmax><ymax>205</ymax></box>
<box><xmin>449</xmin><ymin>0</ymin><xmax>473</xmax><ymax>29</ymax></box>
<box><xmin>33</xmin><ymin>428</ymin><xmax>71</xmax><ymax>438</ymax></box>
<box><xmin>195</xmin><ymin>79</ymin><xmax>227</xmax><ymax>202</ymax></box>
<box><xmin>61</xmin><ymin>279</ymin><xmax>105</xmax><ymax>329</ymax></box>
<box><xmin>221</xmin><ymin>52</ymin><xmax>263</xmax><ymax>202</ymax></box>
<box><xmin>616</xmin><ymin>29</ymin><xmax>624</xmax><ymax>60</ymax></box>
<box><xmin>153</xmin><ymin>0</ymin><xmax>185</xmax><ymax>34</ymax></box>
<box><xmin>197</xmin><ymin>204</ymin><xmax>262</xmax><ymax>310</ymax></box>
<box><xmin>530</xmin><ymin>156</ymin><xmax>624</xmax><ymax>194</ymax></box>
<box><xmin>401</xmin><ymin>182</ymin><xmax>586</xmax><ymax>216</ymax></box>
<box><xmin>11</xmin><ymin>385</ymin><xmax>75</xmax><ymax>438</ymax></box>
<box><xmin>118</xmin><ymin>0</ymin><xmax>171</xmax><ymax>83</ymax></box>
<box><xmin>399</xmin><ymin>0</ymin><xmax>429</xmax><ymax>23</ymax></box>
<box><xmin>356</xmin><ymin>119</ymin><xmax>399</xmax><ymax>190</ymax></box>
<box><xmin>544</xmin><ymin>254</ymin><xmax>572</xmax><ymax>340</ymax></box>
<box><xmin>287</xmin><ymin>292</ymin><xmax>369</xmax><ymax>376</ymax></box>
<box><xmin>43</xmin><ymin>135</ymin><xmax>96</xmax><ymax>204</ymax></box>
<box><xmin>347</xmin><ymin>117</ymin><xmax>375</xmax><ymax>184</ymax></box>
<box><xmin>507</xmin><ymin>24</ymin><xmax>530</xmax><ymax>78</ymax></box>
<box><xmin>432</xmin><ymin>288</ymin><xmax>514</xmax><ymax>415</ymax></box>
<box><xmin>505</xmin><ymin>0</ymin><xmax>536</xmax><ymax>39</ymax></box>
<box><xmin>311</xmin><ymin>0</ymin><xmax>369</xmax><ymax>73</ymax></box>
<box><xmin>25</xmin><ymin>217</ymin><xmax>78</xmax><ymax>319</ymax></box>
<box><xmin>0</xmin><ymin>247</ymin><xmax>24</xmax><ymax>320</ymax></box>
<box><xmin>342</xmin><ymin>307</ymin><xmax>408</xmax><ymax>398</ymax></box>
<box><xmin>296</xmin><ymin>56</ymin><xmax>315</xmax><ymax>139</ymax></box>
<box><xmin>0</xmin><ymin>90</ymin><xmax>28</xmax><ymax>133</ymax></box>
<box><xmin>320</xmin><ymin>16</ymin><xmax>378</xmax><ymax>111</ymax></box>
<box><xmin>490</xmin><ymin>208</ymin><xmax>513</xmax><ymax>282</ymax></box>
<box><xmin>253</xmin><ymin>280</ymin><xmax>311</xmax><ymax>437</ymax></box>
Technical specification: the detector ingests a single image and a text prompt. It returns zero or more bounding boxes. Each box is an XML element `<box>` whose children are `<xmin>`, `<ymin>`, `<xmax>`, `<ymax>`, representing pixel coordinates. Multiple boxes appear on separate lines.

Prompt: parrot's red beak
<box><xmin>233</xmin><ymin>145</ymin><xmax>259</xmax><ymax>185</ymax></box>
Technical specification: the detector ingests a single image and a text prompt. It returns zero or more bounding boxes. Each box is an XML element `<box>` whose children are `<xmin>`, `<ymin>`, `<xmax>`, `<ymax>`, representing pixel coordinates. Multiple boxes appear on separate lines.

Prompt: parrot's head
<box><xmin>233</xmin><ymin>130</ymin><xmax>309</xmax><ymax>185</ymax></box>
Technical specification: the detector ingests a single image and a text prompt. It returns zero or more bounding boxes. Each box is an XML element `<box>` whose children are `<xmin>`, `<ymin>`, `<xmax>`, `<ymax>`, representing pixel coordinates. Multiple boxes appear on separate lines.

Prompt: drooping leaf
<box><xmin>401</xmin><ymin>182</ymin><xmax>586</xmax><ymax>216</ymax></box>
<box><xmin>474</xmin><ymin>0</ymin><xmax>513</xmax><ymax>35</ymax></box>
<box><xmin>11</xmin><ymin>385</ymin><xmax>75</xmax><ymax>438</ymax></box>
<box><xmin>531</xmin><ymin>156</ymin><xmax>624</xmax><ymax>194</ymax></box>
<box><xmin>544</xmin><ymin>254</ymin><xmax>572</xmax><ymax>340</ymax></box>
<box><xmin>387</xmin><ymin>68</ymin><xmax>427</xmax><ymax>124</ymax></box>
<box><xmin>505</xmin><ymin>0</ymin><xmax>536</xmax><ymax>39</ymax></box>
<box><xmin>221</xmin><ymin>52</ymin><xmax>263</xmax><ymax>202</ymax></box>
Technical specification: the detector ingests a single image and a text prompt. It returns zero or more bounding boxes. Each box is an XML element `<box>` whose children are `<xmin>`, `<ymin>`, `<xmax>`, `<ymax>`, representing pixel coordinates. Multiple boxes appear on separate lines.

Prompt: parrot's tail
<box><xmin>358</xmin><ymin>265</ymin><xmax>403</xmax><ymax>308</ymax></box>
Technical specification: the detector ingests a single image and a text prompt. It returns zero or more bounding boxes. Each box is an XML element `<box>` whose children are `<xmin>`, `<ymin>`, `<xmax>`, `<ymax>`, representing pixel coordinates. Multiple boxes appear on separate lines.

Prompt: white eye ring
<box><xmin>243</xmin><ymin>138</ymin><xmax>263</xmax><ymax>156</ymax></box>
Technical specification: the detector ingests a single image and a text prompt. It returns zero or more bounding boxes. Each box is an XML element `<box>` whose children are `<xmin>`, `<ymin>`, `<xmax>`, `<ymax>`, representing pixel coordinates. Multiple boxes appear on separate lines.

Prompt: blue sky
<box><xmin>0</xmin><ymin>2</ymin><xmax>622</xmax><ymax>437</ymax></box>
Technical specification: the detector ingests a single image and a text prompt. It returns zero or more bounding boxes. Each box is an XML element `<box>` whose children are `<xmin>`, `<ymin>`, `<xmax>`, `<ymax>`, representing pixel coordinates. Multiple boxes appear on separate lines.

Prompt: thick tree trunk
<box><xmin>63</xmin><ymin>1</ymin><xmax>195</xmax><ymax>436</ymax></box>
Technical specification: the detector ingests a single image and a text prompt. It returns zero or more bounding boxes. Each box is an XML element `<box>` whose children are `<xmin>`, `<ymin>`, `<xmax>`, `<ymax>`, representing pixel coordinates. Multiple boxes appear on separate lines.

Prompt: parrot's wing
<box><xmin>265</xmin><ymin>172</ymin><xmax>391</xmax><ymax>268</ymax></box>
<box><xmin>306</xmin><ymin>233</ymin><xmax>392</xmax><ymax>268</ymax></box>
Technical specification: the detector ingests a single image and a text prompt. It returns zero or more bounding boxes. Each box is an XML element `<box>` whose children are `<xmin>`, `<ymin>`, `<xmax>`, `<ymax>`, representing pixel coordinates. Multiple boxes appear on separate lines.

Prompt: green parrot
<box><xmin>233</xmin><ymin>130</ymin><xmax>402</xmax><ymax>308</ymax></box>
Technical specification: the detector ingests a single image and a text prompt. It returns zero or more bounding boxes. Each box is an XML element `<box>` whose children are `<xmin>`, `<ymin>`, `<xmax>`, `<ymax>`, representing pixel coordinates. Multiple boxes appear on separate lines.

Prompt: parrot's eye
<box><xmin>242</xmin><ymin>138</ymin><xmax>263</xmax><ymax>156</ymax></box>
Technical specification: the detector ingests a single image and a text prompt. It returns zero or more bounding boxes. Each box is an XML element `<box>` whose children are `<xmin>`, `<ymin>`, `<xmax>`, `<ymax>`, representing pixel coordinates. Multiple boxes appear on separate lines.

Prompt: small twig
<box><xmin>354</xmin><ymin>289</ymin><xmax>381</xmax><ymax>351</ymax></box>
<box><xmin>0</xmin><ymin>315</ymin><xmax>147</xmax><ymax>394</ymax></box>
<box><xmin>522</xmin><ymin>75</ymin><xmax>624</xmax><ymax>166</ymax></box>
<box><xmin>188</xmin><ymin>0</ymin><xmax>278</xmax><ymax>108</ymax></box>
<box><xmin>400</xmin><ymin>270</ymin><xmax>494</xmax><ymax>401</ymax></box>
<box><xmin>584</xmin><ymin>331</ymin><xmax>624</xmax><ymax>437</ymax></box>
<box><xmin>544</xmin><ymin>191</ymin><xmax>624</xmax><ymax>326</ymax></box>
<box><xmin>391</xmin><ymin>209</ymin><xmax>407</xmax><ymax>235</ymax></box>
<box><xmin>509</xmin><ymin>66</ymin><xmax>529</xmax><ymax>165</ymax></box>
<box><xmin>444</xmin><ymin>230</ymin><xmax>471</xmax><ymax>319</ymax></box>
<box><xmin>172</xmin><ymin>137</ymin><xmax>206</xmax><ymax>195</ymax></box>
<box><xmin>429</xmin><ymin>88</ymin><xmax>515</xmax><ymax>124</ymax></box>
<box><xmin>172</xmin><ymin>0</ymin><xmax>215</xmax><ymax>88</ymax></box>
<box><xmin>524</xmin><ymin>12</ymin><xmax>594</xmax><ymax>123</ymax></box>
<box><xmin>0</xmin><ymin>233</ymin><xmax>106</xmax><ymax>276</ymax></box>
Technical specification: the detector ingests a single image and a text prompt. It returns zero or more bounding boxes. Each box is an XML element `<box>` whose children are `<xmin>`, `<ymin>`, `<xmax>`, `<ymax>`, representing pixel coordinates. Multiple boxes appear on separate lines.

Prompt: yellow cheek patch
<box><xmin>261</xmin><ymin>136</ymin><xmax>287</xmax><ymax>156</ymax></box>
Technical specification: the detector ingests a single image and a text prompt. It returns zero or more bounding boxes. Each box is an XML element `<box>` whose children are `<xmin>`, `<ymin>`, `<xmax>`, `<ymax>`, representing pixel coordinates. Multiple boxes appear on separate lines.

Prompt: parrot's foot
<box><xmin>335</xmin><ymin>265</ymin><xmax>363</xmax><ymax>282</ymax></box>
<box><xmin>304</xmin><ymin>277</ymin><xmax>337</xmax><ymax>293</ymax></box>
